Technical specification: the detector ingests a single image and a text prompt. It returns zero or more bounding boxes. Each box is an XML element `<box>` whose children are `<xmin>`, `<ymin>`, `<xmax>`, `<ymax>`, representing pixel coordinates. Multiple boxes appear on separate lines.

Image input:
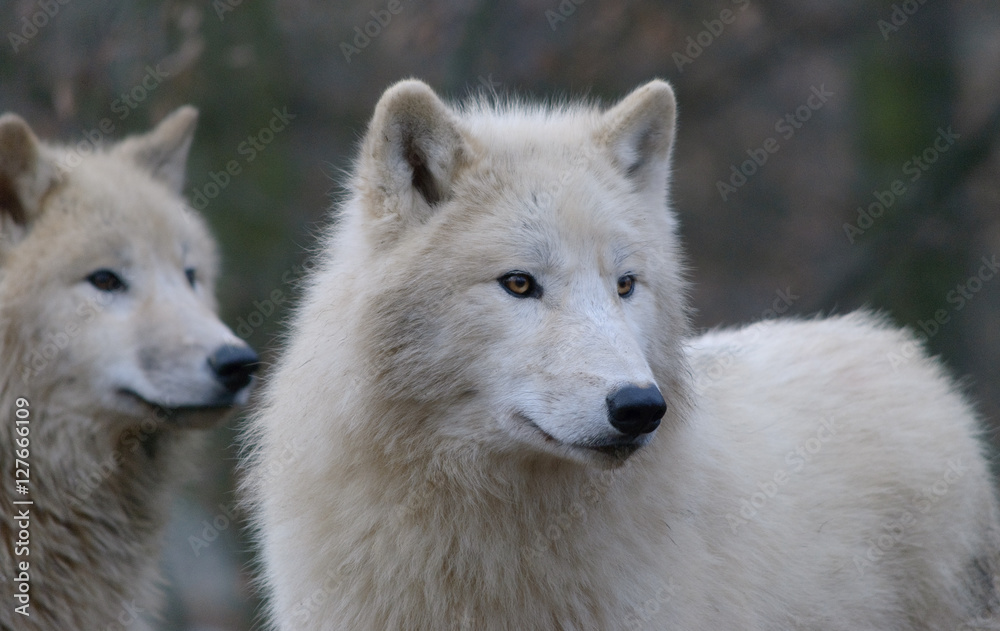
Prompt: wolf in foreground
<box><xmin>247</xmin><ymin>79</ymin><xmax>1000</xmax><ymax>630</ymax></box>
<box><xmin>0</xmin><ymin>107</ymin><xmax>258</xmax><ymax>630</ymax></box>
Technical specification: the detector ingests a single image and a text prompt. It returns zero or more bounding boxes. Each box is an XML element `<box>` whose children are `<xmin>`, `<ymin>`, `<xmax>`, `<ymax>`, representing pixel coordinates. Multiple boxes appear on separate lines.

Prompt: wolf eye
<box><xmin>185</xmin><ymin>268</ymin><xmax>197</xmax><ymax>287</ymax></box>
<box><xmin>499</xmin><ymin>272</ymin><xmax>541</xmax><ymax>299</ymax></box>
<box><xmin>86</xmin><ymin>269</ymin><xmax>127</xmax><ymax>293</ymax></box>
<box><xmin>617</xmin><ymin>274</ymin><xmax>635</xmax><ymax>298</ymax></box>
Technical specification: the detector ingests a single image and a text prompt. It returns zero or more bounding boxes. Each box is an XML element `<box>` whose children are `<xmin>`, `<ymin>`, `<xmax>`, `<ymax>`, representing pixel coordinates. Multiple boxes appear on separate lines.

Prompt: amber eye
<box><xmin>86</xmin><ymin>269</ymin><xmax>127</xmax><ymax>293</ymax></box>
<box><xmin>617</xmin><ymin>274</ymin><xmax>635</xmax><ymax>298</ymax></box>
<box><xmin>499</xmin><ymin>272</ymin><xmax>541</xmax><ymax>298</ymax></box>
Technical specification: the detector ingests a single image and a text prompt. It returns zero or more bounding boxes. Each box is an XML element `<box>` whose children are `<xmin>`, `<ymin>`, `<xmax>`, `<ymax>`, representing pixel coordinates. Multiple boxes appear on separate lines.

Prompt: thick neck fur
<box><xmin>251</xmin><ymin>210</ymin><xmax>705</xmax><ymax>629</ymax></box>
<box><xmin>279</xmin><ymin>390</ymin><xmax>701</xmax><ymax>630</ymax></box>
<box><xmin>0</xmin><ymin>340</ymin><xmax>196</xmax><ymax>631</ymax></box>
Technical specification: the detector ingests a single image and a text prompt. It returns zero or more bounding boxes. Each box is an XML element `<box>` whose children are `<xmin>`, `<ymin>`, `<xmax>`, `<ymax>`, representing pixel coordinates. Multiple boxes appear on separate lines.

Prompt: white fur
<box><xmin>246</xmin><ymin>79</ymin><xmax>1000</xmax><ymax>630</ymax></box>
<box><xmin>0</xmin><ymin>108</ymin><xmax>257</xmax><ymax>630</ymax></box>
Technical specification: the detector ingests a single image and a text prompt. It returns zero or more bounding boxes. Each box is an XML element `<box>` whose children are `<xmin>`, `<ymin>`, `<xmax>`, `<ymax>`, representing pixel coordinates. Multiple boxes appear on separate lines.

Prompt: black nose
<box><xmin>208</xmin><ymin>344</ymin><xmax>259</xmax><ymax>393</ymax></box>
<box><xmin>606</xmin><ymin>384</ymin><xmax>666</xmax><ymax>437</ymax></box>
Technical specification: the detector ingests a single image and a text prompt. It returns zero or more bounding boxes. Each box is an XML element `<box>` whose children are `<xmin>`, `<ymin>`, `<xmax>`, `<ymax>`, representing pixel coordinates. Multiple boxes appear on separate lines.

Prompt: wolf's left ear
<box><xmin>0</xmin><ymin>113</ymin><xmax>59</xmax><ymax>234</ymax></box>
<box><xmin>598</xmin><ymin>80</ymin><xmax>677</xmax><ymax>194</ymax></box>
<box><xmin>114</xmin><ymin>105</ymin><xmax>198</xmax><ymax>193</ymax></box>
<box><xmin>360</xmin><ymin>80</ymin><xmax>468</xmax><ymax>227</ymax></box>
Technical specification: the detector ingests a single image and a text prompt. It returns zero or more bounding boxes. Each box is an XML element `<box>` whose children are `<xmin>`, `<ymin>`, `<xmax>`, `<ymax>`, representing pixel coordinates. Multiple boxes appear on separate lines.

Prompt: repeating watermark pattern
<box><xmin>110</xmin><ymin>64</ymin><xmax>172</xmax><ymax>121</ymax></box>
<box><xmin>213</xmin><ymin>0</ymin><xmax>245</xmax><ymax>21</ymax></box>
<box><xmin>188</xmin><ymin>503</ymin><xmax>240</xmax><ymax>557</ymax></box>
<box><xmin>672</xmin><ymin>0</ymin><xmax>750</xmax><ymax>72</ymax></box>
<box><xmin>843</xmin><ymin>126</ymin><xmax>960</xmax><ymax>244</ymax></box>
<box><xmin>885</xmin><ymin>254</ymin><xmax>998</xmax><ymax>370</ymax></box>
<box><xmin>11</xmin><ymin>397</ymin><xmax>32</xmax><ymax>618</ymax></box>
<box><xmin>54</xmin><ymin>63</ymin><xmax>173</xmax><ymax>174</ymax></box>
<box><xmin>67</xmin><ymin>401</ymin><xmax>174</xmax><ymax>508</ymax></box>
<box><xmin>526</xmin><ymin>468</ymin><xmax>622</xmax><ymax>557</ymax></box>
<box><xmin>19</xmin><ymin>292</ymin><xmax>113</xmax><ymax>382</ymax></box>
<box><xmin>477</xmin><ymin>73</ymin><xmax>502</xmax><ymax>92</ymax></box>
<box><xmin>188</xmin><ymin>435</ymin><xmax>307</xmax><ymax>556</ymax></box>
<box><xmin>877</xmin><ymin>0</ymin><xmax>932</xmax><ymax>41</ymax></box>
<box><xmin>725</xmin><ymin>415</ymin><xmax>840</xmax><ymax>534</ymax></box>
<box><xmin>234</xmin><ymin>258</ymin><xmax>316</xmax><ymax>340</ymax></box>
<box><xmin>102</xmin><ymin>600</ymin><xmax>146</xmax><ymax>630</ymax></box>
<box><xmin>289</xmin><ymin>560</ymin><xmax>357</xmax><ymax>626</ymax></box>
<box><xmin>716</xmin><ymin>84</ymin><xmax>833</xmax><ymax>201</ymax></box>
<box><xmin>852</xmin><ymin>458</ymin><xmax>967</xmax><ymax>577</ymax></box>
<box><xmin>189</xmin><ymin>106</ymin><xmax>295</xmax><ymax>210</ymax></box>
<box><xmin>7</xmin><ymin>0</ymin><xmax>72</xmax><ymax>54</ymax></box>
<box><xmin>691</xmin><ymin>286</ymin><xmax>799</xmax><ymax>397</ymax></box>
<box><xmin>530</xmin><ymin>143</ymin><xmax>610</xmax><ymax>214</ymax></box>
<box><xmin>383</xmin><ymin>446</ymin><xmax>621</xmax><ymax>559</ymax></box>
<box><xmin>625</xmin><ymin>579</ymin><xmax>679</xmax><ymax>630</ymax></box>
<box><xmin>955</xmin><ymin>592</ymin><xmax>1000</xmax><ymax>631</ymax></box>
<box><xmin>235</xmin><ymin>289</ymin><xmax>288</xmax><ymax>339</ymax></box>
<box><xmin>340</xmin><ymin>0</ymin><xmax>413</xmax><ymax>63</ymax></box>
<box><xmin>392</xmin><ymin>449</ymin><xmax>484</xmax><ymax>523</ymax></box>
<box><xmin>545</xmin><ymin>0</ymin><xmax>587</xmax><ymax>31</ymax></box>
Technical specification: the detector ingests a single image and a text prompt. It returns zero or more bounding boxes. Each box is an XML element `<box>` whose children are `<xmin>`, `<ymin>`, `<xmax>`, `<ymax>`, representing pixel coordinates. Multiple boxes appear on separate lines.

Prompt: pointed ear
<box><xmin>114</xmin><ymin>105</ymin><xmax>198</xmax><ymax>193</ymax></box>
<box><xmin>597</xmin><ymin>80</ymin><xmax>677</xmax><ymax>193</ymax></box>
<box><xmin>0</xmin><ymin>113</ymin><xmax>59</xmax><ymax>235</ymax></box>
<box><xmin>360</xmin><ymin>80</ymin><xmax>468</xmax><ymax>224</ymax></box>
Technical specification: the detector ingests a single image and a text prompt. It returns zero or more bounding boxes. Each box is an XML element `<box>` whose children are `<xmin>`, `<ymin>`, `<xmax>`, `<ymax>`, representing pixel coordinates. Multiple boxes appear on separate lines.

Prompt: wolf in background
<box><xmin>0</xmin><ymin>107</ymin><xmax>258</xmax><ymax>630</ymax></box>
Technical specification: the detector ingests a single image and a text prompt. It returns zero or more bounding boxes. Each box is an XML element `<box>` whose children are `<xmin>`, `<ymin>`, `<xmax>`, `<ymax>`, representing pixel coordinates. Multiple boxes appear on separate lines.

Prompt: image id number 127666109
<box><xmin>12</xmin><ymin>397</ymin><xmax>32</xmax><ymax>618</ymax></box>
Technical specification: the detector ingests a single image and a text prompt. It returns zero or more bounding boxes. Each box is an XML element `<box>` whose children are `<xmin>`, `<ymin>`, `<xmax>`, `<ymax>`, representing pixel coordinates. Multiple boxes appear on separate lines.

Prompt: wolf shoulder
<box><xmin>686</xmin><ymin>310</ymin><xmax>984</xmax><ymax>444</ymax></box>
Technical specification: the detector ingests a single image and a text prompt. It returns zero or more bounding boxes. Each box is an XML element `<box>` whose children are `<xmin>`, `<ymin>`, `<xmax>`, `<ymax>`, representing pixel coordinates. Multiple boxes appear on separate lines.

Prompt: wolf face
<box><xmin>0</xmin><ymin>108</ymin><xmax>258</xmax><ymax>430</ymax></box>
<box><xmin>345</xmin><ymin>80</ymin><xmax>690</xmax><ymax>465</ymax></box>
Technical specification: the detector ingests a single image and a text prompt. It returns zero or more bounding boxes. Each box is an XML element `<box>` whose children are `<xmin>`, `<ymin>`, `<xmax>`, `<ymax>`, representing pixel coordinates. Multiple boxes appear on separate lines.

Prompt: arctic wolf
<box><xmin>0</xmin><ymin>107</ymin><xmax>258</xmax><ymax>630</ymax></box>
<box><xmin>247</xmin><ymin>79</ymin><xmax>1000</xmax><ymax>630</ymax></box>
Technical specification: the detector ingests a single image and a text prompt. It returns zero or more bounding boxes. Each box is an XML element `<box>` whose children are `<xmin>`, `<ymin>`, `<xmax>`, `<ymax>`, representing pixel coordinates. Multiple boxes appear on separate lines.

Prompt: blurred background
<box><xmin>2</xmin><ymin>0</ymin><xmax>998</xmax><ymax>628</ymax></box>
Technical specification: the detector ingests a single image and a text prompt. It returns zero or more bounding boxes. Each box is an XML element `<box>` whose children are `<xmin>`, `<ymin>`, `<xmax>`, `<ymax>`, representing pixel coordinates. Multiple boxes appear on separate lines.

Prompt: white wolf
<box><xmin>0</xmin><ymin>107</ymin><xmax>258</xmax><ymax>630</ymax></box>
<box><xmin>246</xmin><ymin>79</ymin><xmax>1000</xmax><ymax>630</ymax></box>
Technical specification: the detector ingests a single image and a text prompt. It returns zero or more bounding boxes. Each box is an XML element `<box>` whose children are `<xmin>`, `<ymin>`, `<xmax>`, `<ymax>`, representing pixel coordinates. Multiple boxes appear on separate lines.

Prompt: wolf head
<box><xmin>314</xmin><ymin>79</ymin><xmax>690</xmax><ymax>467</ymax></box>
<box><xmin>0</xmin><ymin>107</ymin><xmax>258</xmax><ymax>429</ymax></box>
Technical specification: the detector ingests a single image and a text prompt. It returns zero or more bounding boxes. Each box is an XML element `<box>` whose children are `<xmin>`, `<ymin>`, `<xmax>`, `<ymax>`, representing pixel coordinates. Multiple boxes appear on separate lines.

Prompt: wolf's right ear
<box><xmin>359</xmin><ymin>80</ymin><xmax>468</xmax><ymax>228</ymax></box>
<box><xmin>0</xmin><ymin>113</ymin><xmax>59</xmax><ymax>241</ymax></box>
<box><xmin>114</xmin><ymin>106</ymin><xmax>198</xmax><ymax>194</ymax></box>
<box><xmin>597</xmin><ymin>80</ymin><xmax>677</xmax><ymax>197</ymax></box>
